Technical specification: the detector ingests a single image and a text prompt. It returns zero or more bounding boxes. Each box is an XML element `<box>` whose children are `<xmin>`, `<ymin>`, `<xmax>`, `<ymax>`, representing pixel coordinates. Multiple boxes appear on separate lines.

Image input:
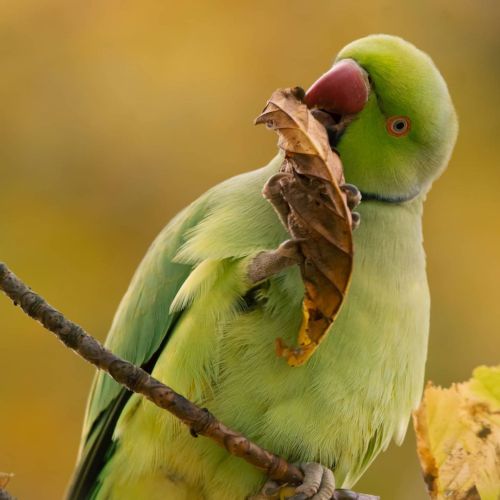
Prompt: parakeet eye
<box><xmin>386</xmin><ymin>116</ymin><xmax>411</xmax><ymax>137</ymax></box>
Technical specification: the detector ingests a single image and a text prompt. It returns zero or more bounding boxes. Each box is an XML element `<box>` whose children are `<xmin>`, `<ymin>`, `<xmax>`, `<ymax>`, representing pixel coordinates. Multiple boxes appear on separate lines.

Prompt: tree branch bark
<box><xmin>0</xmin><ymin>262</ymin><xmax>302</xmax><ymax>483</ymax></box>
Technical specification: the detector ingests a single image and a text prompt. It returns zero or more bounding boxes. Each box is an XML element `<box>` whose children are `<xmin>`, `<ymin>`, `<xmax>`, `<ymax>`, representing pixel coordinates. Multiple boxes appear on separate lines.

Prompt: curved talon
<box><xmin>263</xmin><ymin>172</ymin><xmax>295</xmax><ymax>227</ymax></box>
<box><xmin>333</xmin><ymin>490</ymin><xmax>379</xmax><ymax>500</ymax></box>
<box><xmin>333</xmin><ymin>490</ymin><xmax>358</xmax><ymax>499</ymax></box>
<box><xmin>351</xmin><ymin>212</ymin><xmax>361</xmax><ymax>230</ymax></box>
<box><xmin>263</xmin><ymin>172</ymin><xmax>294</xmax><ymax>198</ymax></box>
<box><xmin>277</xmin><ymin>239</ymin><xmax>305</xmax><ymax>262</ymax></box>
<box><xmin>341</xmin><ymin>183</ymin><xmax>362</xmax><ymax>209</ymax></box>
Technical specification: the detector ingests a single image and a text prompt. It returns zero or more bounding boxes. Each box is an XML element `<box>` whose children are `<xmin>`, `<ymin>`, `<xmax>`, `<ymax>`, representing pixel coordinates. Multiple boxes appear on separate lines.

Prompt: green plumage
<box><xmin>68</xmin><ymin>35</ymin><xmax>458</xmax><ymax>499</ymax></box>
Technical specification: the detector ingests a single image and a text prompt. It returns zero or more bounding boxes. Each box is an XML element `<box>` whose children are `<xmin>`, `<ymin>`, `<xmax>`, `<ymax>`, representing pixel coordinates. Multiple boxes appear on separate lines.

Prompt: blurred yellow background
<box><xmin>1</xmin><ymin>0</ymin><xmax>499</xmax><ymax>498</ymax></box>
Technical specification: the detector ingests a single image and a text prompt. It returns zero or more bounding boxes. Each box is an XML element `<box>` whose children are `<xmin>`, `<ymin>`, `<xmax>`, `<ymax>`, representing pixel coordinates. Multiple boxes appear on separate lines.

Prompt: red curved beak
<box><xmin>304</xmin><ymin>59</ymin><xmax>370</xmax><ymax>115</ymax></box>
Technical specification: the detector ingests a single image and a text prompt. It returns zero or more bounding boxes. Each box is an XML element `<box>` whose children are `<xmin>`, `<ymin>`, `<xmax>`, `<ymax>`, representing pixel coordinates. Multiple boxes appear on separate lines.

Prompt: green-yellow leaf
<box><xmin>413</xmin><ymin>365</ymin><xmax>500</xmax><ymax>499</ymax></box>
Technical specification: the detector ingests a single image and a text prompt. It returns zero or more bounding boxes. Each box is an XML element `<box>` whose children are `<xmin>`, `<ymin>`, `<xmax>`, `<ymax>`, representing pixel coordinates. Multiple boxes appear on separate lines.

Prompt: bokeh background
<box><xmin>1</xmin><ymin>0</ymin><xmax>499</xmax><ymax>498</ymax></box>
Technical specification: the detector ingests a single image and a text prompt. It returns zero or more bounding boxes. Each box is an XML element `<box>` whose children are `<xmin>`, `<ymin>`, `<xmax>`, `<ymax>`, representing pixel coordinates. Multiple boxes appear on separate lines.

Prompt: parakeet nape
<box><xmin>68</xmin><ymin>34</ymin><xmax>458</xmax><ymax>500</ymax></box>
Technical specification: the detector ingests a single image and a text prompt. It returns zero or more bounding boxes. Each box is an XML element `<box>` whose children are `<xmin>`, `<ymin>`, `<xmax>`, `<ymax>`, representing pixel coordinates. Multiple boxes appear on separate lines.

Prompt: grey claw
<box><xmin>351</xmin><ymin>212</ymin><xmax>361</xmax><ymax>230</ymax></box>
<box><xmin>341</xmin><ymin>183</ymin><xmax>362</xmax><ymax>209</ymax></box>
<box><xmin>263</xmin><ymin>172</ymin><xmax>292</xmax><ymax>198</ymax></box>
<box><xmin>334</xmin><ymin>491</ymin><xmax>380</xmax><ymax>500</ymax></box>
<box><xmin>333</xmin><ymin>490</ymin><xmax>358</xmax><ymax>499</ymax></box>
<box><xmin>278</xmin><ymin>239</ymin><xmax>305</xmax><ymax>261</ymax></box>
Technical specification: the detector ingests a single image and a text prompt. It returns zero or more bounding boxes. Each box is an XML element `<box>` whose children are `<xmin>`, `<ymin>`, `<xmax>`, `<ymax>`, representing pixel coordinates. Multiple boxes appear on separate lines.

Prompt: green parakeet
<box><xmin>68</xmin><ymin>34</ymin><xmax>458</xmax><ymax>499</ymax></box>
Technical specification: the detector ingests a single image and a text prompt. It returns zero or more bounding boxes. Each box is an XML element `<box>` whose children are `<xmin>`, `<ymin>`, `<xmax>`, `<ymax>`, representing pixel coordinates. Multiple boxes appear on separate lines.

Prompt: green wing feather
<box><xmin>67</xmin><ymin>198</ymin><xmax>208</xmax><ymax>499</ymax></box>
<box><xmin>68</xmin><ymin>157</ymin><xmax>285</xmax><ymax>499</ymax></box>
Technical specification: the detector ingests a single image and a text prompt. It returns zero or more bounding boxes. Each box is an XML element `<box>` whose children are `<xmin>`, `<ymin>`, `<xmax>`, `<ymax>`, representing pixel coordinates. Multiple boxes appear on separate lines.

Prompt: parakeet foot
<box><xmin>250</xmin><ymin>463</ymin><xmax>380</xmax><ymax>500</ymax></box>
<box><xmin>251</xmin><ymin>463</ymin><xmax>335</xmax><ymax>500</ymax></box>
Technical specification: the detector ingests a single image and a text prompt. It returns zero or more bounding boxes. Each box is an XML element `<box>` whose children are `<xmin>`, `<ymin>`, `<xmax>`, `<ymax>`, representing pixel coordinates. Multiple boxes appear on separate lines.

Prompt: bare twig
<box><xmin>0</xmin><ymin>262</ymin><xmax>302</xmax><ymax>484</ymax></box>
<box><xmin>0</xmin><ymin>263</ymin><xmax>379</xmax><ymax>499</ymax></box>
<box><xmin>0</xmin><ymin>489</ymin><xmax>15</xmax><ymax>500</ymax></box>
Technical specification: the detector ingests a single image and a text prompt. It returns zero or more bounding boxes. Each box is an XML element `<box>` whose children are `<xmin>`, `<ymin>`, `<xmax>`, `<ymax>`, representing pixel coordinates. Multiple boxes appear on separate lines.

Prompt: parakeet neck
<box><xmin>353</xmin><ymin>195</ymin><xmax>426</xmax><ymax>288</ymax></box>
<box><xmin>357</xmin><ymin>194</ymin><xmax>424</xmax><ymax>234</ymax></box>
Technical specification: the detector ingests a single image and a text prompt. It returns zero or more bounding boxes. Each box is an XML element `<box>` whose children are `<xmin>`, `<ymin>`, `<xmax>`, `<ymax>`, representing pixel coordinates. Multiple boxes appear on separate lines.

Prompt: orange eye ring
<box><xmin>386</xmin><ymin>116</ymin><xmax>411</xmax><ymax>137</ymax></box>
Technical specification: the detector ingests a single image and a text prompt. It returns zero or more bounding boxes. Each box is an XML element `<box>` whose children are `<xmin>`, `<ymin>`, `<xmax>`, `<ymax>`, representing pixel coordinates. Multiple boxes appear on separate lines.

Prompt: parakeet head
<box><xmin>305</xmin><ymin>34</ymin><xmax>458</xmax><ymax>202</ymax></box>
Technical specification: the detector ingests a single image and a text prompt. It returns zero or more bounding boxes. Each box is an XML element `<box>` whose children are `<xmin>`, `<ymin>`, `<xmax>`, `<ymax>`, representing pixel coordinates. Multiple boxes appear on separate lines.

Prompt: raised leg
<box><xmin>247</xmin><ymin>239</ymin><xmax>303</xmax><ymax>285</ymax></box>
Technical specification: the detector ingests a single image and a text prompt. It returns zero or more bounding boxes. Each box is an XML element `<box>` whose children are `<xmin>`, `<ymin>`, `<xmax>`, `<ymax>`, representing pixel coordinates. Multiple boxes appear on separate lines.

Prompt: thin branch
<box><xmin>0</xmin><ymin>489</ymin><xmax>15</xmax><ymax>500</ymax></box>
<box><xmin>0</xmin><ymin>262</ymin><xmax>300</xmax><ymax>482</ymax></box>
<box><xmin>0</xmin><ymin>263</ymin><xmax>378</xmax><ymax>500</ymax></box>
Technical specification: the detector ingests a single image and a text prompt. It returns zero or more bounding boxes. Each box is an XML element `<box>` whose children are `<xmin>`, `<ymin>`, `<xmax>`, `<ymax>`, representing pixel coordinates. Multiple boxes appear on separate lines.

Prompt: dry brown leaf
<box><xmin>413</xmin><ymin>365</ymin><xmax>500</xmax><ymax>500</ymax></box>
<box><xmin>255</xmin><ymin>88</ymin><xmax>354</xmax><ymax>367</ymax></box>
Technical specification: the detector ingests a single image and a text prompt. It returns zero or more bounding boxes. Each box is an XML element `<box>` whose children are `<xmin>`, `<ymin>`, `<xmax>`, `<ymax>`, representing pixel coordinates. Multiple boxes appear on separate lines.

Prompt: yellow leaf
<box><xmin>413</xmin><ymin>366</ymin><xmax>500</xmax><ymax>499</ymax></box>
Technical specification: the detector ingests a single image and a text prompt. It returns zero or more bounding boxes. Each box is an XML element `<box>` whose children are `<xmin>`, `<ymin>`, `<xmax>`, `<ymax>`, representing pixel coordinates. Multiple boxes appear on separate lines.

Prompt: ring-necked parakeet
<box><xmin>68</xmin><ymin>34</ymin><xmax>458</xmax><ymax>499</ymax></box>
